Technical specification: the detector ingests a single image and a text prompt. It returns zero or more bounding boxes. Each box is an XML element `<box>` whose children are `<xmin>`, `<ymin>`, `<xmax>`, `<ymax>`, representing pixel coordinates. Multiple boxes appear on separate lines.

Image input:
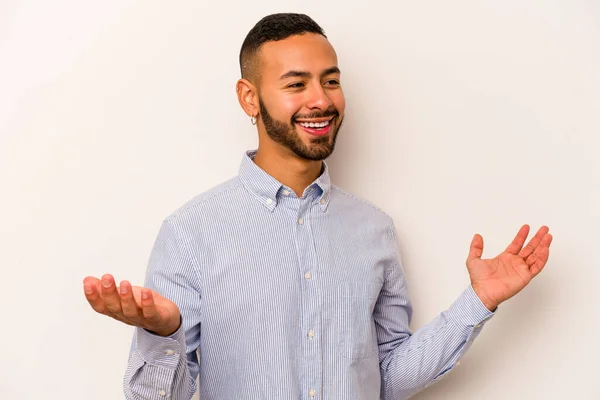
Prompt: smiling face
<box><xmin>253</xmin><ymin>33</ymin><xmax>346</xmax><ymax>161</ymax></box>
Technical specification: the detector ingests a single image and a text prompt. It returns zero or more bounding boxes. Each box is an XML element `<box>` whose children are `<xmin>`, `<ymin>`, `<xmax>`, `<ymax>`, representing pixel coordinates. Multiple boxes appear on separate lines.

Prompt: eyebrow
<box><xmin>279</xmin><ymin>66</ymin><xmax>341</xmax><ymax>80</ymax></box>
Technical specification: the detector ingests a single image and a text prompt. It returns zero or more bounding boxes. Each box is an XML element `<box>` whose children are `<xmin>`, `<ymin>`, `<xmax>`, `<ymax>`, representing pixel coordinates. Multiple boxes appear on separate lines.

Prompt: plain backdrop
<box><xmin>1</xmin><ymin>1</ymin><xmax>598</xmax><ymax>399</ymax></box>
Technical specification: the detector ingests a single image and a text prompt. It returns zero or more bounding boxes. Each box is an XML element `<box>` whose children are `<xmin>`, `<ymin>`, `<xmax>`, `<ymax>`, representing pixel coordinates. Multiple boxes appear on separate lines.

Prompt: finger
<box><xmin>542</xmin><ymin>232</ymin><xmax>553</xmax><ymax>247</ymax></box>
<box><xmin>519</xmin><ymin>225</ymin><xmax>550</xmax><ymax>259</ymax></box>
<box><xmin>131</xmin><ymin>286</ymin><xmax>144</xmax><ymax>306</ymax></box>
<box><xmin>526</xmin><ymin>233</ymin><xmax>553</xmax><ymax>266</ymax></box>
<box><xmin>528</xmin><ymin>234</ymin><xmax>553</xmax><ymax>276</ymax></box>
<box><xmin>83</xmin><ymin>277</ymin><xmax>108</xmax><ymax>314</ymax></box>
<box><xmin>119</xmin><ymin>280</ymin><xmax>141</xmax><ymax>319</ymax></box>
<box><xmin>467</xmin><ymin>234</ymin><xmax>484</xmax><ymax>262</ymax></box>
<box><xmin>505</xmin><ymin>224</ymin><xmax>530</xmax><ymax>255</ymax></box>
<box><xmin>101</xmin><ymin>274</ymin><xmax>123</xmax><ymax>315</ymax></box>
<box><xmin>141</xmin><ymin>289</ymin><xmax>162</xmax><ymax>325</ymax></box>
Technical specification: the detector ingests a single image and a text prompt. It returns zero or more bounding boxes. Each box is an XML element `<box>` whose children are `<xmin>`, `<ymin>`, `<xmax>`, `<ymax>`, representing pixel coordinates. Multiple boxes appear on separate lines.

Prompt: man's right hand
<box><xmin>83</xmin><ymin>274</ymin><xmax>181</xmax><ymax>337</ymax></box>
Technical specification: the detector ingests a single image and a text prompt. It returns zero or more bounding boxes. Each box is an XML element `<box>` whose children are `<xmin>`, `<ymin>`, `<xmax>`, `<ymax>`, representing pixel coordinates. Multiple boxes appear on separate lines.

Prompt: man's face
<box><xmin>256</xmin><ymin>33</ymin><xmax>346</xmax><ymax>161</ymax></box>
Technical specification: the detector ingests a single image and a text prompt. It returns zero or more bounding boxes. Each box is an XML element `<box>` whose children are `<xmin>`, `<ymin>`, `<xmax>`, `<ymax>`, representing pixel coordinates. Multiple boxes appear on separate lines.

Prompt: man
<box><xmin>83</xmin><ymin>13</ymin><xmax>553</xmax><ymax>400</ymax></box>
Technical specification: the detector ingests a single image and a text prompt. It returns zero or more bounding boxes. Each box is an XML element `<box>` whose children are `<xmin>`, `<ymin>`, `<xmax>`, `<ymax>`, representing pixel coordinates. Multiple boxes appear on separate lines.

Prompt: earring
<box><xmin>250</xmin><ymin>115</ymin><xmax>257</xmax><ymax>125</ymax></box>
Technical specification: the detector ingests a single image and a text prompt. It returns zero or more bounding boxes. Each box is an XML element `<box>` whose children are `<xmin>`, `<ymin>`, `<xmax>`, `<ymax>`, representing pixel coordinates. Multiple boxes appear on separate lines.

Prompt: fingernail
<box><xmin>102</xmin><ymin>278</ymin><xmax>111</xmax><ymax>288</ymax></box>
<box><xmin>120</xmin><ymin>283</ymin><xmax>127</xmax><ymax>295</ymax></box>
<box><xmin>142</xmin><ymin>291</ymin><xmax>149</xmax><ymax>300</ymax></box>
<box><xmin>84</xmin><ymin>285</ymin><xmax>92</xmax><ymax>294</ymax></box>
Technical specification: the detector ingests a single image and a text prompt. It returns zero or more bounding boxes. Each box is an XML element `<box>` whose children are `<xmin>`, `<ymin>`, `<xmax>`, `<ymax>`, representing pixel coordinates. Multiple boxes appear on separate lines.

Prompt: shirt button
<box><xmin>159</xmin><ymin>389</ymin><xmax>167</xmax><ymax>397</ymax></box>
<box><xmin>304</xmin><ymin>271</ymin><xmax>311</xmax><ymax>280</ymax></box>
<box><xmin>309</xmin><ymin>389</ymin><xmax>316</xmax><ymax>397</ymax></box>
<box><xmin>475</xmin><ymin>324</ymin><xmax>482</xmax><ymax>329</ymax></box>
<box><xmin>308</xmin><ymin>329</ymin><xmax>315</xmax><ymax>339</ymax></box>
<box><xmin>320</xmin><ymin>198</ymin><xmax>325</xmax><ymax>205</ymax></box>
<box><xmin>165</xmin><ymin>349</ymin><xmax>175</xmax><ymax>356</ymax></box>
<box><xmin>283</xmin><ymin>190</ymin><xmax>290</xmax><ymax>196</ymax></box>
<box><xmin>298</xmin><ymin>218</ymin><xmax>304</xmax><ymax>225</ymax></box>
<box><xmin>266</xmin><ymin>198</ymin><xmax>273</xmax><ymax>205</ymax></box>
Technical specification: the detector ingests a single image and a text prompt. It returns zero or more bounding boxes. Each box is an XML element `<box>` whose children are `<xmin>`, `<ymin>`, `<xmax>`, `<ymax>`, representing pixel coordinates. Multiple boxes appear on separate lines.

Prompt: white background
<box><xmin>1</xmin><ymin>1</ymin><xmax>598</xmax><ymax>399</ymax></box>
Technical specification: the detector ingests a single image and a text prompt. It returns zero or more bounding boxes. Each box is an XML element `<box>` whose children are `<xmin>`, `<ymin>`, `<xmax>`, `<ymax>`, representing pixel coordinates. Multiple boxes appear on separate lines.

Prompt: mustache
<box><xmin>293</xmin><ymin>108</ymin><xmax>338</xmax><ymax>121</ymax></box>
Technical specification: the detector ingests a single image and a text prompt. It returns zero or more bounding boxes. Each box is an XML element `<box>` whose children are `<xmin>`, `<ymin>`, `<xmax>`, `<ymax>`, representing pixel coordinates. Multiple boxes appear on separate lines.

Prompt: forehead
<box><xmin>258</xmin><ymin>33</ymin><xmax>338</xmax><ymax>79</ymax></box>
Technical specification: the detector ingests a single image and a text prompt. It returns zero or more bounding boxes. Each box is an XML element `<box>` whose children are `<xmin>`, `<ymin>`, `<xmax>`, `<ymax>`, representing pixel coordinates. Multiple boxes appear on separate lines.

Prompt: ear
<box><xmin>236</xmin><ymin>78</ymin><xmax>259</xmax><ymax>119</ymax></box>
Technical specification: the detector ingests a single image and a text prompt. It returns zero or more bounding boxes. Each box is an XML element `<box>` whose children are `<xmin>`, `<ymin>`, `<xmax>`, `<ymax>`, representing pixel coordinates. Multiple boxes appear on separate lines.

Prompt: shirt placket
<box><xmin>296</xmin><ymin>194</ymin><xmax>323</xmax><ymax>400</ymax></box>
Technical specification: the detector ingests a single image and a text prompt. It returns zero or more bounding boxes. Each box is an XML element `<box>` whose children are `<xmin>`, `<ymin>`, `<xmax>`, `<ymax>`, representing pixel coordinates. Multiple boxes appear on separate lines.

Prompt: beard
<box><xmin>259</xmin><ymin>99</ymin><xmax>343</xmax><ymax>161</ymax></box>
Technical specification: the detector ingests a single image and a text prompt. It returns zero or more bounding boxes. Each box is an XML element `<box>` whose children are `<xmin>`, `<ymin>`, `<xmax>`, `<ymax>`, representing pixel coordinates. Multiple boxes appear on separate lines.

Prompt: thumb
<box><xmin>467</xmin><ymin>233</ymin><xmax>484</xmax><ymax>263</ymax></box>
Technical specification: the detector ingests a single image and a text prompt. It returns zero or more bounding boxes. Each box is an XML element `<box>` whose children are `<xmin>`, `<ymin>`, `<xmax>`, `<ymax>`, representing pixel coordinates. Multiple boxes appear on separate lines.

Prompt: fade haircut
<box><xmin>239</xmin><ymin>13</ymin><xmax>326</xmax><ymax>83</ymax></box>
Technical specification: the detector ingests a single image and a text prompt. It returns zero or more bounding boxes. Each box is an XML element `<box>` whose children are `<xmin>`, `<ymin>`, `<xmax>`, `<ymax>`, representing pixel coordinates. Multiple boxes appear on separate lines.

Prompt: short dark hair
<box><xmin>239</xmin><ymin>13</ymin><xmax>326</xmax><ymax>82</ymax></box>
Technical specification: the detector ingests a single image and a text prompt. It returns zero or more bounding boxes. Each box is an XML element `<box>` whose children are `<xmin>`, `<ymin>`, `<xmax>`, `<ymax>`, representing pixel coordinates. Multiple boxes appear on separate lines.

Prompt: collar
<box><xmin>238</xmin><ymin>150</ymin><xmax>331</xmax><ymax>212</ymax></box>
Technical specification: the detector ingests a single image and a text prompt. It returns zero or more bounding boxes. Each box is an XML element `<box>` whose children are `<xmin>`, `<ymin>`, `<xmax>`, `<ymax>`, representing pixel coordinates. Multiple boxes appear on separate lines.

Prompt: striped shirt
<box><xmin>124</xmin><ymin>150</ymin><xmax>494</xmax><ymax>400</ymax></box>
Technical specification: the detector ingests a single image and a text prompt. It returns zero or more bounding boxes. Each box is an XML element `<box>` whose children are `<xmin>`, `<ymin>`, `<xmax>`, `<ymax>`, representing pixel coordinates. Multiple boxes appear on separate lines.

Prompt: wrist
<box><xmin>148</xmin><ymin>315</ymin><xmax>182</xmax><ymax>337</ymax></box>
<box><xmin>472</xmin><ymin>284</ymin><xmax>499</xmax><ymax>312</ymax></box>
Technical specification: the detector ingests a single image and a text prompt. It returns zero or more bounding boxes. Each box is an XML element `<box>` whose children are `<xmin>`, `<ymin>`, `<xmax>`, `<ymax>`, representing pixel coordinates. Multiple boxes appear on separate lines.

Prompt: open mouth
<box><xmin>295</xmin><ymin>118</ymin><xmax>333</xmax><ymax>137</ymax></box>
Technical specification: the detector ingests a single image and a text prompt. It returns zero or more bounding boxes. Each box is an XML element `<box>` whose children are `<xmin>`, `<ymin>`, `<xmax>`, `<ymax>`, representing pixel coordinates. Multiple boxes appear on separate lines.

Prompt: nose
<box><xmin>306</xmin><ymin>83</ymin><xmax>333</xmax><ymax>110</ymax></box>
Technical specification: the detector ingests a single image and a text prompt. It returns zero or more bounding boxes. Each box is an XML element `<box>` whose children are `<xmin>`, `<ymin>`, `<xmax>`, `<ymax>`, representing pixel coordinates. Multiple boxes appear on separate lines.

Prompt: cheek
<box><xmin>280</xmin><ymin>98</ymin><xmax>304</xmax><ymax>120</ymax></box>
<box><xmin>331</xmin><ymin>92</ymin><xmax>346</xmax><ymax>116</ymax></box>
<box><xmin>261</xmin><ymin>87</ymin><xmax>302</xmax><ymax>121</ymax></box>
<box><xmin>264</xmin><ymin>95</ymin><xmax>302</xmax><ymax>122</ymax></box>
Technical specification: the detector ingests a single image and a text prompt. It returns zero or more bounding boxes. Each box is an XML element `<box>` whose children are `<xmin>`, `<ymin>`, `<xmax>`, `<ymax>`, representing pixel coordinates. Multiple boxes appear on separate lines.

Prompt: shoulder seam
<box><xmin>166</xmin><ymin>179</ymin><xmax>242</xmax><ymax>221</ymax></box>
<box><xmin>331</xmin><ymin>184</ymin><xmax>393</xmax><ymax>221</ymax></box>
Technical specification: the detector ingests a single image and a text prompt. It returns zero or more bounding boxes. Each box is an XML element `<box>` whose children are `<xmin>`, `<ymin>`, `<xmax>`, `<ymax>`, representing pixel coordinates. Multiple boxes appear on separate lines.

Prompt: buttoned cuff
<box><xmin>445</xmin><ymin>285</ymin><xmax>495</xmax><ymax>329</ymax></box>
<box><xmin>135</xmin><ymin>324</ymin><xmax>186</xmax><ymax>369</ymax></box>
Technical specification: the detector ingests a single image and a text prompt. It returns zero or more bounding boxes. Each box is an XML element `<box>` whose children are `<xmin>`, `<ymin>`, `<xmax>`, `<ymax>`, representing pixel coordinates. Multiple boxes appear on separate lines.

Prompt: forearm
<box><xmin>380</xmin><ymin>285</ymin><xmax>493</xmax><ymax>399</ymax></box>
<box><xmin>124</xmin><ymin>325</ymin><xmax>197</xmax><ymax>400</ymax></box>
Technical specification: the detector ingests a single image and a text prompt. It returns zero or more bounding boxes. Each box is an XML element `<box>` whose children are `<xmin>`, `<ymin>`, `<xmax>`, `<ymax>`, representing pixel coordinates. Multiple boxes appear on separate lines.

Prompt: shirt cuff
<box><xmin>135</xmin><ymin>324</ymin><xmax>186</xmax><ymax>369</ymax></box>
<box><xmin>445</xmin><ymin>284</ymin><xmax>495</xmax><ymax>329</ymax></box>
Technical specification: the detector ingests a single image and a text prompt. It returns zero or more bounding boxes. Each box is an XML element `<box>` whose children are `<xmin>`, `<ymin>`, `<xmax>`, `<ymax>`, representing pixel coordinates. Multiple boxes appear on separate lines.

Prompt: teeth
<box><xmin>298</xmin><ymin>120</ymin><xmax>330</xmax><ymax>128</ymax></box>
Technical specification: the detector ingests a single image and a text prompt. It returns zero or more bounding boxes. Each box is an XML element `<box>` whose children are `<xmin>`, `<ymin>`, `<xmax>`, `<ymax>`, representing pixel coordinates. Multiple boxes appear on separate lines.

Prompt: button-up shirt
<box><xmin>124</xmin><ymin>150</ymin><xmax>494</xmax><ymax>400</ymax></box>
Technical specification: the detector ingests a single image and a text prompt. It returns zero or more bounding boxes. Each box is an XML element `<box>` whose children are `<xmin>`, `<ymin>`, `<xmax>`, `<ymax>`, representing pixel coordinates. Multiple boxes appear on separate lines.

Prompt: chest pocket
<box><xmin>337</xmin><ymin>280</ymin><xmax>382</xmax><ymax>360</ymax></box>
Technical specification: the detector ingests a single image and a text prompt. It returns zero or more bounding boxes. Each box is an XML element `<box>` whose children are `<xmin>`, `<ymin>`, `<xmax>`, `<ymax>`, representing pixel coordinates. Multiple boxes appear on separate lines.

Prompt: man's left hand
<box><xmin>466</xmin><ymin>224</ymin><xmax>553</xmax><ymax>311</ymax></box>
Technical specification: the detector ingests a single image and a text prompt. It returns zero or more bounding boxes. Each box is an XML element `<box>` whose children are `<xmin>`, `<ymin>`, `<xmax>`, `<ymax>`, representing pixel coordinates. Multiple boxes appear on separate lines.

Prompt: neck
<box><xmin>253</xmin><ymin>144</ymin><xmax>323</xmax><ymax>198</ymax></box>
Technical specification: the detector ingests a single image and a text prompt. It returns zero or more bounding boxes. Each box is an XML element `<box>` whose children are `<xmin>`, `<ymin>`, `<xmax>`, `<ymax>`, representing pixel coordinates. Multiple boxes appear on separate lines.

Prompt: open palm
<box><xmin>466</xmin><ymin>225</ymin><xmax>553</xmax><ymax>311</ymax></box>
<box><xmin>83</xmin><ymin>274</ymin><xmax>181</xmax><ymax>337</ymax></box>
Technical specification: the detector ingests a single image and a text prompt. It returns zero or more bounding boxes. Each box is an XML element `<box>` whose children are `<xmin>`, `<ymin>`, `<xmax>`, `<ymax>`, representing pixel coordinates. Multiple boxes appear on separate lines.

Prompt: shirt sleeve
<box><xmin>377</xmin><ymin>224</ymin><xmax>495</xmax><ymax>399</ymax></box>
<box><xmin>123</xmin><ymin>217</ymin><xmax>202</xmax><ymax>400</ymax></box>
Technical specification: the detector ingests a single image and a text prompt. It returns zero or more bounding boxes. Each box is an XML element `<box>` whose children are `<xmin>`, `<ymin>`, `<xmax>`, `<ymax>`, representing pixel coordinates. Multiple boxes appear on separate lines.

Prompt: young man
<box><xmin>83</xmin><ymin>13</ymin><xmax>552</xmax><ymax>400</ymax></box>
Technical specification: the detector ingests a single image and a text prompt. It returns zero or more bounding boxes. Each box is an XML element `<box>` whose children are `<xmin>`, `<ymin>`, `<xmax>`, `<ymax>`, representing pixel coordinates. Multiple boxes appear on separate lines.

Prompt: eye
<box><xmin>324</xmin><ymin>79</ymin><xmax>340</xmax><ymax>86</ymax></box>
<box><xmin>287</xmin><ymin>82</ymin><xmax>305</xmax><ymax>88</ymax></box>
